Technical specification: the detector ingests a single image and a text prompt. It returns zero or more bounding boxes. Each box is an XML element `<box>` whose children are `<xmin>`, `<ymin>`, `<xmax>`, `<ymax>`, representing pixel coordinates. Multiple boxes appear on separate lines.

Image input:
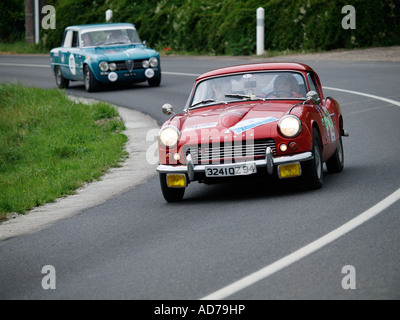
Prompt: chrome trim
<box><xmin>266</xmin><ymin>147</ymin><xmax>274</xmax><ymax>175</ymax></box>
<box><xmin>157</xmin><ymin>151</ymin><xmax>314</xmax><ymax>176</ymax></box>
<box><xmin>273</xmin><ymin>151</ymin><xmax>313</xmax><ymax>165</ymax></box>
<box><xmin>187</xmin><ymin>154</ymin><xmax>195</xmax><ymax>182</ymax></box>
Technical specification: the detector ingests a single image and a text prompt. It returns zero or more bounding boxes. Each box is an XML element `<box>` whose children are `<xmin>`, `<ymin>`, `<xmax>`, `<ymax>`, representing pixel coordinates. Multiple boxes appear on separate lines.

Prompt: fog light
<box><xmin>108</xmin><ymin>72</ymin><xmax>118</xmax><ymax>82</ymax></box>
<box><xmin>166</xmin><ymin>174</ymin><xmax>186</xmax><ymax>188</ymax></box>
<box><xmin>278</xmin><ymin>163</ymin><xmax>301</xmax><ymax>179</ymax></box>
<box><xmin>279</xmin><ymin>143</ymin><xmax>288</xmax><ymax>152</ymax></box>
<box><xmin>145</xmin><ymin>68</ymin><xmax>155</xmax><ymax>78</ymax></box>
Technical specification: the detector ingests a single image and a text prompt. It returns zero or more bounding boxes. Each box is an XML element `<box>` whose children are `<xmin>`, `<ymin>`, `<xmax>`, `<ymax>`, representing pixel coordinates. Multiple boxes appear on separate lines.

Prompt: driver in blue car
<box><xmin>105</xmin><ymin>29</ymin><xmax>131</xmax><ymax>44</ymax></box>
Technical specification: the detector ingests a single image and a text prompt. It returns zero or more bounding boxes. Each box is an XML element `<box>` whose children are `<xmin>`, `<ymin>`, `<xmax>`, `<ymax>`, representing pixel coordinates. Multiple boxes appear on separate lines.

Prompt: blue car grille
<box><xmin>184</xmin><ymin>139</ymin><xmax>276</xmax><ymax>165</ymax></box>
<box><xmin>114</xmin><ymin>60</ymin><xmax>144</xmax><ymax>71</ymax></box>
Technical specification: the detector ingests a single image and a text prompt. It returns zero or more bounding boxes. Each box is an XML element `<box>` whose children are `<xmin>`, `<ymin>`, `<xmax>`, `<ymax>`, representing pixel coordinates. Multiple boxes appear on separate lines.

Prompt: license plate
<box><xmin>205</xmin><ymin>163</ymin><xmax>257</xmax><ymax>177</ymax></box>
<box><xmin>124</xmin><ymin>72</ymin><xmax>136</xmax><ymax>77</ymax></box>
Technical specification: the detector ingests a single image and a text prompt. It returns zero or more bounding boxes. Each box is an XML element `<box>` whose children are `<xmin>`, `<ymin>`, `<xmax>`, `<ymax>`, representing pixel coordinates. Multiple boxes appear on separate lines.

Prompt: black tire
<box><xmin>326</xmin><ymin>135</ymin><xmax>344</xmax><ymax>173</ymax></box>
<box><xmin>159</xmin><ymin>173</ymin><xmax>185</xmax><ymax>202</ymax></box>
<box><xmin>148</xmin><ymin>74</ymin><xmax>161</xmax><ymax>87</ymax></box>
<box><xmin>306</xmin><ymin>128</ymin><xmax>324</xmax><ymax>189</ymax></box>
<box><xmin>84</xmin><ymin>65</ymin><xmax>98</xmax><ymax>92</ymax></box>
<box><xmin>54</xmin><ymin>66</ymin><xmax>69</xmax><ymax>89</ymax></box>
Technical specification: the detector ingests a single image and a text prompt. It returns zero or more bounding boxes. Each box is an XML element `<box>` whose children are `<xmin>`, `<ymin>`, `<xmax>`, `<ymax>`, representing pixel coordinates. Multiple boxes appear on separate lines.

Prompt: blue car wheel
<box><xmin>55</xmin><ymin>66</ymin><xmax>69</xmax><ymax>89</ymax></box>
<box><xmin>84</xmin><ymin>65</ymin><xmax>99</xmax><ymax>92</ymax></box>
<box><xmin>148</xmin><ymin>73</ymin><xmax>161</xmax><ymax>87</ymax></box>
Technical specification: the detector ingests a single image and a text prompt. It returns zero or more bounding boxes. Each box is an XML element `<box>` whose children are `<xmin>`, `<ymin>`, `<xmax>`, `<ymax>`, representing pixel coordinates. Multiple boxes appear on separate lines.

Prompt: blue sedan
<box><xmin>50</xmin><ymin>23</ymin><xmax>161</xmax><ymax>92</ymax></box>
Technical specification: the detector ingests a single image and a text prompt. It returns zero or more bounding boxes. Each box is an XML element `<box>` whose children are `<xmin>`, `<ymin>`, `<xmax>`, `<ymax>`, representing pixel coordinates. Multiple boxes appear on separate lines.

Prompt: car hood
<box><xmin>170</xmin><ymin>102</ymin><xmax>295</xmax><ymax>143</ymax></box>
<box><xmin>92</xmin><ymin>45</ymin><xmax>158</xmax><ymax>61</ymax></box>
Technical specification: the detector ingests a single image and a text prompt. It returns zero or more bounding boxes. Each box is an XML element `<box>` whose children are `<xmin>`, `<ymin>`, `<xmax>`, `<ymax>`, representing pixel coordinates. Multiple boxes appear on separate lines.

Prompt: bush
<box><xmin>4</xmin><ymin>0</ymin><xmax>400</xmax><ymax>55</ymax></box>
<box><xmin>0</xmin><ymin>0</ymin><xmax>25</xmax><ymax>42</ymax></box>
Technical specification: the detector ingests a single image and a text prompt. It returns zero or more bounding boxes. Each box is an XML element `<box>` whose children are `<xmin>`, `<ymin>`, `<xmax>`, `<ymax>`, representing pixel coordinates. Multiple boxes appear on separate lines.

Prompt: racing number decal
<box><xmin>322</xmin><ymin>107</ymin><xmax>336</xmax><ymax>143</ymax></box>
<box><xmin>69</xmin><ymin>54</ymin><xmax>76</xmax><ymax>75</ymax></box>
<box><xmin>317</xmin><ymin>106</ymin><xmax>336</xmax><ymax>143</ymax></box>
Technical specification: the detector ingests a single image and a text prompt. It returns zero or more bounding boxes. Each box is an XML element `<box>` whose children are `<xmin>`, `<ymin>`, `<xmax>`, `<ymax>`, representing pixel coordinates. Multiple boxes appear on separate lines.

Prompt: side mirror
<box><xmin>143</xmin><ymin>40</ymin><xmax>147</xmax><ymax>47</ymax></box>
<box><xmin>162</xmin><ymin>103</ymin><xmax>174</xmax><ymax>116</ymax></box>
<box><xmin>305</xmin><ymin>91</ymin><xmax>321</xmax><ymax>105</ymax></box>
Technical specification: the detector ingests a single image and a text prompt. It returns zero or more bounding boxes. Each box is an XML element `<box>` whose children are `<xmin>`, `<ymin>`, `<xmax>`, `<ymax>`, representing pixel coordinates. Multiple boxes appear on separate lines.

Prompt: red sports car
<box><xmin>157</xmin><ymin>62</ymin><xmax>347</xmax><ymax>202</ymax></box>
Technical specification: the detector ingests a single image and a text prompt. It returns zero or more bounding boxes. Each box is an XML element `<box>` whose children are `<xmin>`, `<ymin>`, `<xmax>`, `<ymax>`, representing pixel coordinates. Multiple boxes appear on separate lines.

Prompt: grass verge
<box><xmin>0</xmin><ymin>83</ymin><xmax>128</xmax><ymax>221</ymax></box>
<box><xmin>0</xmin><ymin>41</ymin><xmax>49</xmax><ymax>54</ymax></box>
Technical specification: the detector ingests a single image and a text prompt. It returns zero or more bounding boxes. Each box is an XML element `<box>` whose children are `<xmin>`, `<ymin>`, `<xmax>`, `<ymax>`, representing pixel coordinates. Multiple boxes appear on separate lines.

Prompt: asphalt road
<box><xmin>0</xmin><ymin>53</ymin><xmax>399</xmax><ymax>300</ymax></box>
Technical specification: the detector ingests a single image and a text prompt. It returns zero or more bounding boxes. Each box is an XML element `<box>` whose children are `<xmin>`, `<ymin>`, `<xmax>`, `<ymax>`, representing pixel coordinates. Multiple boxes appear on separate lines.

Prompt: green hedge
<box><xmin>4</xmin><ymin>0</ymin><xmax>400</xmax><ymax>55</ymax></box>
<box><xmin>0</xmin><ymin>0</ymin><xmax>25</xmax><ymax>42</ymax></box>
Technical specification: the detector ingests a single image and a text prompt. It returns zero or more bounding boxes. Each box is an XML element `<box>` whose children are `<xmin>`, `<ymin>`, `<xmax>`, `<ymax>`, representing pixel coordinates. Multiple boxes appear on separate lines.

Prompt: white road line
<box><xmin>323</xmin><ymin>86</ymin><xmax>400</xmax><ymax>107</ymax></box>
<box><xmin>201</xmin><ymin>188</ymin><xmax>400</xmax><ymax>300</ymax></box>
<box><xmin>0</xmin><ymin>63</ymin><xmax>201</xmax><ymax>76</ymax></box>
<box><xmin>0</xmin><ymin>62</ymin><xmax>50</xmax><ymax>68</ymax></box>
<box><xmin>162</xmin><ymin>71</ymin><xmax>200</xmax><ymax>77</ymax></box>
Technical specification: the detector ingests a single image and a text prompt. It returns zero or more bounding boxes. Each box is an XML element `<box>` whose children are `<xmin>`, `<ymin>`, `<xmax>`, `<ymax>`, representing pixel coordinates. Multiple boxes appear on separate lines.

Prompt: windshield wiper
<box><xmin>225</xmin><ymin>93</ymin><xmax>266</xmax><ymax>102</ymax></box>
<box><xmin>191</xmin><ymin>99</ymin><xmax>227</xmax><ymax>108</ymax></box>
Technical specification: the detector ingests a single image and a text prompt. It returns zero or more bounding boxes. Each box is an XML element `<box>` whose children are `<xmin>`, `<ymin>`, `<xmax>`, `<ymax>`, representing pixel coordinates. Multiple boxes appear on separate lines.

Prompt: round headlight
<box><xmin>99</xmin><ymin>61</ymin><xmax>109</xmax><ymax>72</ymax></box>
<box><xmin>142</xmin><ymin>60</ymin><xmax>150</xmax><ymax>68</ymax></box>
<box><xmin>278</xmin><ymin>115</ymin><xmax>302</xmax><ymax>138</ymax></box>
<box><xmin>149</xmin><ymin>57</ymin><xmax>159</xmax><ymax>68</ymax></box>
<box><xmin>109</xmin><ymin>62</ymin><xmax>117</xmax><ymax>71</ymax></box>
<box><xmin>159</xmin><ymin>126</ymin><xmax>180</xmax><ymax>147</ymax></box>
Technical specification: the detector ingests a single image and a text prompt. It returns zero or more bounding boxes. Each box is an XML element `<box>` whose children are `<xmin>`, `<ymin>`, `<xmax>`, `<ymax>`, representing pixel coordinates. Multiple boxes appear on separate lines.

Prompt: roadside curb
<box><xmin>0</xmin><ymin>96</ymin><xmax>159</xmax><ymax>242</ymax></box>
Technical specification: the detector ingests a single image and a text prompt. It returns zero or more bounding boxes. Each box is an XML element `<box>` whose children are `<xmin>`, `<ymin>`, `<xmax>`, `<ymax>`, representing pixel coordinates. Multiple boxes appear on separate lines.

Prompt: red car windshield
<box><xmin>190</xmin><ymin>71</ymin><xmax>307</xmax><ymax>109</ymax></box>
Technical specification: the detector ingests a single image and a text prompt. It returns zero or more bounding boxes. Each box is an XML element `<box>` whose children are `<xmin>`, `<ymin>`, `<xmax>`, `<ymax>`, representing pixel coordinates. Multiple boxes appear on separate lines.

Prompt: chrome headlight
<box><xmin>99</xmin><ymin>61</ymin><xmax>109</xmax><ymax>72</ymax></box>
<box><xmin>109</xmin><ymin>62</ymin><xmax>117</xmax><ymax>71</ymax></box>
<box><xmin>159</xmin><ymin>126</ymin><xmax>180</xmax><ymax>148</ymax></box>
<box><xmin>278</xmin><ymin>115</ymin><xmax>302</xmax><ymax>138</ymax></box>
<box><xmin>142</xmin><ymin>60</ymin><xmax>150</xmax><ymax>68</ymax></box>
<box><xmin>149</xmin><ymin>57</ymin><xmax>159</xmax><ymax>68</ymax></box>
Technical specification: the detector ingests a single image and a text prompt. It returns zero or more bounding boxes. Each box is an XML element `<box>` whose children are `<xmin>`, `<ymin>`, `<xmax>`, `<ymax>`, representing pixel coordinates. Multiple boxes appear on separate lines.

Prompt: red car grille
<box><xmin>184</xmin><ymin>139</ymin><xmax>276</xmax><ymax>165</ymax></box>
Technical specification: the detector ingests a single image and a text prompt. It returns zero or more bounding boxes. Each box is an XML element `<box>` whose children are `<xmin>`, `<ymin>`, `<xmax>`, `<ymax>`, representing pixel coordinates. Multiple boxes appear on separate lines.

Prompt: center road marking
<box><xmin>201</xmin><ymin>188</ymin><xmax>400</xmax><ymax>300</ymax></box>
<box><xmin>0</xmin><ymin>62</ymin><xmax>50</xmax><ymax>68</ymax></box>
<box><xmin>323</xmin><ymin>86</ymin><xmax>400</xmax><ymax>107</ymax></box>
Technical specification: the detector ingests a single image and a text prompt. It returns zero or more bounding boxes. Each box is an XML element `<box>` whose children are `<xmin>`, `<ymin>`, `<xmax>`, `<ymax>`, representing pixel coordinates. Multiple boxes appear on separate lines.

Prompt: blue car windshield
<box><xmin>80</xmin><ymin>28</ymin><xmax>142</xmax><ymax>47</ymax></box>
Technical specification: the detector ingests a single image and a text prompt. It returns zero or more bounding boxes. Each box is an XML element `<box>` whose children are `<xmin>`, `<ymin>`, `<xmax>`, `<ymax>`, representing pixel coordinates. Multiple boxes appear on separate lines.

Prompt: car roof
<box><xmin>66</xmin><ymin>23</ymin><xmax>135</xmax><ymax>30</ymax></box>
<box><xmin>197</xmin><ymin>62</ymin><xmax>315</xmax><ymax>81</ymax></box>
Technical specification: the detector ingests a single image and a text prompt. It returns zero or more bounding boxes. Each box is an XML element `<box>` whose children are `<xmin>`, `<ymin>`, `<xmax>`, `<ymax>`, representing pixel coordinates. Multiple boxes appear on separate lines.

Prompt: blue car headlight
<box><xmin>99</xmin><ymin>61</ymin><xmax>109</xmax><ymax>72</ymax></box>
<box><xmin>149</xmin><ymin>57</ymin><xmax>158</xmax><ymax>68</ymax></box>
<box><xmin>142</xmin><ymin>60</ymin><xmax>150</xmax><ymax>68</ymax></box>
<box><xmin>109</xmin><ymin>62</ymin><xmax>117</xmax><ymax>71</ymax></box>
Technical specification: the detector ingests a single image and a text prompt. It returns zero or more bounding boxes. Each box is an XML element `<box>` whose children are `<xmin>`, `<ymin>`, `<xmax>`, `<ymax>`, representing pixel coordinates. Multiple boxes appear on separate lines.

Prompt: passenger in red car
<box><xmin>210</xmin><ymin>78</ymin><xmax>231</xmax><ymax>100</ymax></box>
<box><xmin>270</xmin><ymin>74</ymin><xmax>303</xmax><ymax>98</ymax></box>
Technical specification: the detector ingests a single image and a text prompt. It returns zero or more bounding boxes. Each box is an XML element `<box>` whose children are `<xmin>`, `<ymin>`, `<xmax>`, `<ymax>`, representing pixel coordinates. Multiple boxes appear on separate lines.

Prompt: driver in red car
<box><xmin>270</xmin><ymin>74</ymin><xmax>303</xmax><ymax>98</ymax></box>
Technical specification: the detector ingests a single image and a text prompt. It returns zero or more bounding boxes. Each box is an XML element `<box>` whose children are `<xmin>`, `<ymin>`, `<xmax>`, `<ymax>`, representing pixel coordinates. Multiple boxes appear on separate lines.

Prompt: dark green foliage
<box><xmin>3</xmin><ymin>0</ymin><xmax>400</xmax><ymax>55</ymax></box>
<box><xmin>0</xmin><ymin>0</ymin><xmax>25</xmax><ymax>42</ymax></box>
